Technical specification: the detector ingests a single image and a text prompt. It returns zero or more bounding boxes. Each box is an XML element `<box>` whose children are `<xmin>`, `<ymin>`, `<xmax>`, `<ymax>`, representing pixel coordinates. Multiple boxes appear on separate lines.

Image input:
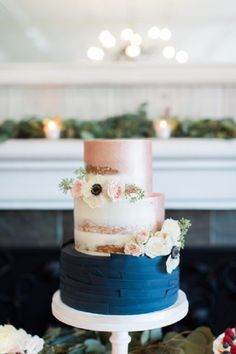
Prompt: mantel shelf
<box><xmin>0</xmin><ymin>138</ymin><xmax>235</xmax><ymax>210</ymax></box>
<box><xmin>1</xmin><ymin>63</ymin><xmax>236</xmax><ymax>85</ymax></box>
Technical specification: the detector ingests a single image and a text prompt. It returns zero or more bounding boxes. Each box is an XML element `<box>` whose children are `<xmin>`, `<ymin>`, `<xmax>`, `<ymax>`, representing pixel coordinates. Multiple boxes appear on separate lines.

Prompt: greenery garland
<box><xmin>0</xmin><ymin>103</ymin><xmax>236</xmax><ymax>142</ymax></box>
<box><xmin>42</xmin><ymin>326</ymin><xmax>215</xmax><ymax>354</ymax></box>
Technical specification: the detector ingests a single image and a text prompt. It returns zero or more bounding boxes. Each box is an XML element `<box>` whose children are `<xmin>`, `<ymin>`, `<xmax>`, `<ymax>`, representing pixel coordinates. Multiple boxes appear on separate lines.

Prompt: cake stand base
<box><xmin>52</xmin><ymin>290</ymin><xmax>188</xmax><ymax>354</ymax></box>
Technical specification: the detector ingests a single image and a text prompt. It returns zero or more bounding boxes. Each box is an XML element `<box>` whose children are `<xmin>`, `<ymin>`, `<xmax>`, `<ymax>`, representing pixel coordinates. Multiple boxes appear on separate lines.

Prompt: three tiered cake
<box><xmin>59</xmin><ymin>139</ymin><xmax>190</xmax><ymax>315</ymax></box>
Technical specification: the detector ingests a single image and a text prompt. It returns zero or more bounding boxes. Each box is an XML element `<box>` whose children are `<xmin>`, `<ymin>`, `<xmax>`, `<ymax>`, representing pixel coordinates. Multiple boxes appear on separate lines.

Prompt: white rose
<box><xmin>145</xmin><ymin>236</ymin><xmax>169</xmax><ymax>259</ymax></box>
<box><xmin>161</xmin><ymin>219</ymin><xmax>181</xmax><ymax>247</ymax></box>
<box><xmin>13</xmin><ymin>328</ymin><xmax>31</xmax><ymax>353</ymax></box>
<box><xmin>24</xmin><ymin>335</ymin><xmax>45</xmax><ymax>354</ymax></box>
<box><xmin>0</xmin><ymin>325</ymin><xmax>44</xmax><ymax>354</ymax></box>
<box><xmin>0</xmin><ymin>325</ymin><xmax>19</xmax><ymax>353</ymax></box>
<box><xmin>154</xmin><ymin>231</ymin><xmax>172</xmax><ymax>254</ymax></box>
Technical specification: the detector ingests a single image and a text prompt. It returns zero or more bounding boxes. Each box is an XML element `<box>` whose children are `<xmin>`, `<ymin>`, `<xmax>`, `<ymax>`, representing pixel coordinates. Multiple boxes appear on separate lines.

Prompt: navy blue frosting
<box><xmin>60</xmin><ymin>243</ymin><xmax>179</xmax><ymax>315</ymax></box>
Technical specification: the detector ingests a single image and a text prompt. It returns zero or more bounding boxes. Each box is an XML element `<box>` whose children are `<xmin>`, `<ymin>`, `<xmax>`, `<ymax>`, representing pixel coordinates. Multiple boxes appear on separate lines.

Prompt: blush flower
<box><xmin>71</xmin><ymin>180</ymin><xmax>84</xmax><ymax>198</ymax></box>
<box><xmin>135</xmin><ymin>230</ymin><xmax>149</xmax><ymax>245</ymax></box>
<box><xmin>124</xmin><ymin>240</ymin><xmax>144</xmax><ymax>256</ymax></box>
<box><xmin>107</xmin><ymin>178</ymin><xmax>125</xmax><ymax>202</ymax></box>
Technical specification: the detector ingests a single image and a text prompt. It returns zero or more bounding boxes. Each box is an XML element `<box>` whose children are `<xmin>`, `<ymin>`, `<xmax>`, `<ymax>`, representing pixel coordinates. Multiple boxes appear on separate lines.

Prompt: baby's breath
<box><xmin>59</xmin><ymin>178</ymin><xmax>74</xmax><ymax>194</ymax></box>
<box><xmin>178</xmin><ymin>218</ymin><xmax>191</xmax><ymax>249</ymax></box>
<box><xmin>125</xmin><ymin>184</ymin><xmax>145</xmax><ymax>203</ymax></box>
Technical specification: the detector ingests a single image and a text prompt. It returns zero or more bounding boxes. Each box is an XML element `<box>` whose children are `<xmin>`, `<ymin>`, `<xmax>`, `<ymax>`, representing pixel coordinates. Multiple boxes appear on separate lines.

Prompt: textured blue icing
<box><xmin>60</xmin><ymin>243</ymin><xmax>179</xmax><ymax>315</ymax></box>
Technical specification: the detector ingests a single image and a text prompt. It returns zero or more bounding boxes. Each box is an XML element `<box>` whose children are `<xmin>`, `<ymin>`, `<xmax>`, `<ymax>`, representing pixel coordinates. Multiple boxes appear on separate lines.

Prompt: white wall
<box><xmin>1</xmin><ymin>64</ymin><xmax>236</xmax><ymax>120</ymax></box>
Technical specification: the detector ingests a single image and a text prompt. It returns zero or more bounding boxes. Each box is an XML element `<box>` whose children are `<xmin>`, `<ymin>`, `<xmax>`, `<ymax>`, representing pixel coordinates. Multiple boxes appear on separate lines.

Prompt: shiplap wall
<box><xmin>1</xmin><ymin>64</ymin><xmax>236</xmax><ymax>120</ymax></box>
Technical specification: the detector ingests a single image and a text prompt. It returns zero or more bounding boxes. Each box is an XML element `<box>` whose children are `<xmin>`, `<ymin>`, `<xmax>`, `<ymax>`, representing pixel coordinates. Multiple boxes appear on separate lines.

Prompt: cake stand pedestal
<box><xmin>52</xmin><ymin>290</ymin><xmax>188</xmax><ymax>354</ymax></box>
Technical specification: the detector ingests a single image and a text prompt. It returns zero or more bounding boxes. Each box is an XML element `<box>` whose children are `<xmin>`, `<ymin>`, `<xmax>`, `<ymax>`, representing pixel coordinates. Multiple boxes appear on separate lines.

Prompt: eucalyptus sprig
<box><xmin>125</xmin><ymin>184</ymin><xmax>145</xmax><ymax>203</ymax></box>
<box><xmin>59</xmin><ymin>168</ymin><xmax>86</xmax><ymax>194</ymax></box>
<box><xmin>178</xmin><ymin>218</ymin><xmax>192</xmax><ymax>249</ymax></box>
<box><xmin>74</xmin><ymin>167</ymin><xmax>86</xmax><ymax>180</ymax></box>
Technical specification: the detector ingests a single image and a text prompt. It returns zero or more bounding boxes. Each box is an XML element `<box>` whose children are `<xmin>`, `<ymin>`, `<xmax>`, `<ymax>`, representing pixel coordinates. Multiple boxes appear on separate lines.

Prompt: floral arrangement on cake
<box><xmin>59</xmin><ymin>168</ymin><xmax>145</xmax><ymax>207</ymax></box>
<box><xmin>0</xmin><ymin>324</ymin><xmax>44</xmax><ymax>354</ymax></box>
<box><xmin>124</xmin><ymin>218</ymin><xmax>191</xmax><ymax>273</ymax></box>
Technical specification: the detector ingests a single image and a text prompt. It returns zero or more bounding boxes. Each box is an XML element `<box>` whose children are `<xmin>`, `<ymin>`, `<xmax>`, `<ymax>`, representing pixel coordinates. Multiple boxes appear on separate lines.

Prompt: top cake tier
<box><xmin>84</xmin><ymin>139</ymin><xmax>152</xmax><ymax>195</ymax></box>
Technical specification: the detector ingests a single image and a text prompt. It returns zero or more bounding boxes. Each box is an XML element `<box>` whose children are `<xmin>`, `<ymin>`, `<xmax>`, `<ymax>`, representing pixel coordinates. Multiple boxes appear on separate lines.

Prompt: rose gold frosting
<box><xmin>84</xmin><ymin>139</ymin><xmax>152</xmax><ymax>195</ymax></box>
<box><xmin>152</xmin><ymin>192</ymin><xmax>165</xmax><ymax>229</ymax></box>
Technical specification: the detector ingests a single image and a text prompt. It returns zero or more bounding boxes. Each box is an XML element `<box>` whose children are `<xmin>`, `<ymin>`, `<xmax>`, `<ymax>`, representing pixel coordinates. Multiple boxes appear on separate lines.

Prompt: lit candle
<box><xmin>43</xmin><ymin>118</ymin><xmax>61</xmax><ymax>139</ymax></box>
<box><xmin>155</xmin><ymin>119</ymin><xmax>172</xmax><ymax>139</ymax></box>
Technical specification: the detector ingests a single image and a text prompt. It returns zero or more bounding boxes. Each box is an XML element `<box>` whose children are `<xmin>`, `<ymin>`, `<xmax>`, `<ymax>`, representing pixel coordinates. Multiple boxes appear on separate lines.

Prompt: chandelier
<box><xmin>87</xmin><ymin>27</ymin><xmax>189</xmax><ymax>63</ymax></box>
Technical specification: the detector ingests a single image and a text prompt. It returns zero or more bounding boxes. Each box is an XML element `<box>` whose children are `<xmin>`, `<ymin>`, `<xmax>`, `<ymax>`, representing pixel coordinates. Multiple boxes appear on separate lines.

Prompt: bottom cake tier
<box><xmin>60</xmin><ymin>242</ymin><xmax>179</xmax><ymax>315</ymax></box>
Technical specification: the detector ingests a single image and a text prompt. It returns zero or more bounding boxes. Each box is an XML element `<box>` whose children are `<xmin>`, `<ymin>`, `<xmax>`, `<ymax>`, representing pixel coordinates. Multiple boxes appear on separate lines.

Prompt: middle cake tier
<box><xmin>74</xmin><ymin>192</ymin><xmax>165</xmax><ymax>254</ymax></box>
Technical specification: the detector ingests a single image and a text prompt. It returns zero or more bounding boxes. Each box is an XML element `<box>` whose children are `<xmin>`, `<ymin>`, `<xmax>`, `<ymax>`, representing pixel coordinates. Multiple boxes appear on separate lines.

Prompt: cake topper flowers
<box><xmin>59</xmin><ymin>168</ymin><xmax>145</xmax><ymax>207</ymax></box>
<box><xmin>124</xmin><ymin>218</ymin><xmax>191</xmax><ymax>273</ymax></box>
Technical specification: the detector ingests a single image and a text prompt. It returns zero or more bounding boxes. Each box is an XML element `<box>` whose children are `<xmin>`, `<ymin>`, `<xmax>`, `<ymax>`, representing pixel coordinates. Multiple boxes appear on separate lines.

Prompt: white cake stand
<box><xmin>52</xmin><ymin>290</ymin><xmax>188</xmax><ymax>354</ymax></box>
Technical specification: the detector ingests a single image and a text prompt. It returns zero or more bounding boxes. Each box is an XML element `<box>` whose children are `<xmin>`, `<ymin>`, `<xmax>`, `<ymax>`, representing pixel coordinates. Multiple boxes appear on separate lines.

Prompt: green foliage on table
<box><xmin>41</xmin><ymin>326</ymin><xmax>215</xmax><ymax>354</ymax></box>
<box><xmin>60</xmin><ymin>103</ymin><xmax>155</xmax><ymax>139</ymax></box>
<box><xmin>0</xmin><ymin>103</ymin><xmax>236</xmax><ymax>141</ymax></box>
<box><xmin>171</xmin><ymin>117</ymin><xmax>236</xmax><ymax>138</ymax></box>
<box><xmin>0</xmin><ymin>117</ymin><xmax>44</xmax><ymax>142</ymax></box>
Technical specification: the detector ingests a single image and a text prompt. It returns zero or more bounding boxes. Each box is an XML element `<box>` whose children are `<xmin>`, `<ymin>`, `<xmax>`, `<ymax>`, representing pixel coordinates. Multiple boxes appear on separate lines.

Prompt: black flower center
<box><xmin>171</xmin><ymin>246</ymin><xmax>180</xmax><ymax>259</ymax></box>
<box><xmin>91</xmin><ymin>183</ymin><xmax>102</xmax><ymax>196</ymax></box>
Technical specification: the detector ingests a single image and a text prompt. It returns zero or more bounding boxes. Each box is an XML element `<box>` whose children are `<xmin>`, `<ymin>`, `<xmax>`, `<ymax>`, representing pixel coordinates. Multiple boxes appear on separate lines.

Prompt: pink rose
<box><xmin>135</xmin><ymin>230</ymin><xmax>149</xmax><ymax>245</ymax></box>
<box><xmin>124</xmin><ymin>240</ymin><xmax>144</xmax><ymax>257</ymax></box>
<box><xmin>71</xmin><ymin>180</ymin><xmax>83</xmax><ymax>198</ymax></box>
<box><xmin>107</xmin><ymin>179</ymin><xmax>125</xmax><ymax>202</ymax></box>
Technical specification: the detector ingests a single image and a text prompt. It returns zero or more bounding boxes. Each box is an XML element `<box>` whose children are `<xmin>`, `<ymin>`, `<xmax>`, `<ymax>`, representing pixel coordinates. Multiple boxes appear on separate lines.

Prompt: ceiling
<box><xmin>0</xmin><ymin>0</ymin><xmax>236</xmax><ymax>63</ymax></box>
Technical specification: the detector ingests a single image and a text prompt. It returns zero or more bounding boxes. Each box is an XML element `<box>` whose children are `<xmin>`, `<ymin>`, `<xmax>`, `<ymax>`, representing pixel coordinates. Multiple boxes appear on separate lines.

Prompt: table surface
<box><xmin>52</xmin><ymin>290</ymin><xmax>189</xmax><ymax>332</ymax></box>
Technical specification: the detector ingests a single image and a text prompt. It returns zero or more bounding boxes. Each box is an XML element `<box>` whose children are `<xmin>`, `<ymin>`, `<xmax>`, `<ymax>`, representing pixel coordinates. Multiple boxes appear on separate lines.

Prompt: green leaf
<box><xmin>84</xmin><ymin>338</ymin><xmax>106</xmax><ymax>353</ymax></box>
<box><xmin>183</xmin><ymin>327</ymin><xmax>215</xmax><ymax>354</ymax></box>
<box><xmin>43</xmin><ymin>327</ymin><xmax>62</xmax><ymax>341</ymax></box>
<box><xmin>80</xmin><ymin>131</ymin><xmax>95</xmax><ymax>139</ymax></box>
<box><xmin>74</xmin><ymin>168</ymin><xmax>86</xmax><ymax>180</ymax></box>
<box><xmin>68</xmin><ymin>344</ymin><xmax>86</xmax><ymax>354</ymax></box>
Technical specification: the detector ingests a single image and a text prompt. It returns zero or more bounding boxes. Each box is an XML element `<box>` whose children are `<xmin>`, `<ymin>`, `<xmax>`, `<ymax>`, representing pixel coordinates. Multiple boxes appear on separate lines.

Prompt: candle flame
<box><xmin>43</xmin><ymin>116</ymin><xmax>61</xmax><ymax>139</ymax></box>
<box><xmin>47</xmin><ymin>120</ymin><xmax>57</xmax><ymax>129</ymax></box>
<box><xmin>160</xmin><ymin>120</ymin><xmax>168</xmax><ymax>128</ymax></box>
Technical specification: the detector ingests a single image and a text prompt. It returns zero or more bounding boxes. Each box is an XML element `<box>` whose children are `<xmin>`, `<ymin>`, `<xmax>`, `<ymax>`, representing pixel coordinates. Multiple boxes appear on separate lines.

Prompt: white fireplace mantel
<box><xmin>0</xmin><ymin>138</ymin><xmax>235</xmax><ymax>210</ymax></box>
